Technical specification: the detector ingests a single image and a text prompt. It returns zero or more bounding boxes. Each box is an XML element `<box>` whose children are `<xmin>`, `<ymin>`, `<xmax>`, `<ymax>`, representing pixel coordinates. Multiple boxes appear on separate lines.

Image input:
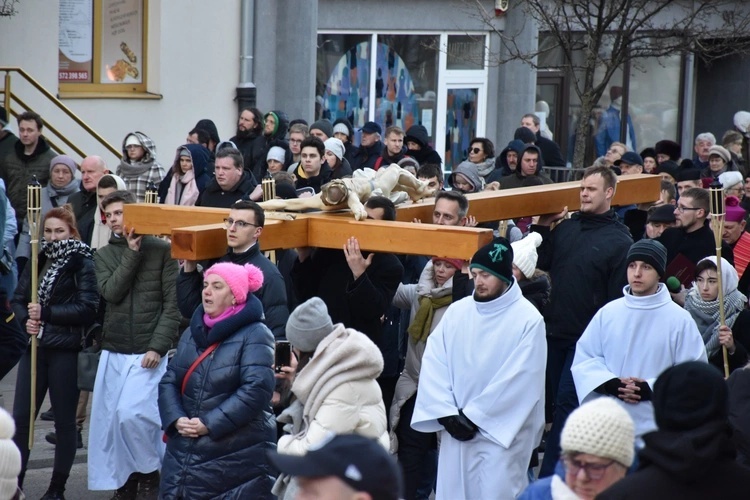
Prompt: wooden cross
<box><xmin>123</xmin><ymin>174</ymin><xmax>660</xmax><ymax>261</ymax></box>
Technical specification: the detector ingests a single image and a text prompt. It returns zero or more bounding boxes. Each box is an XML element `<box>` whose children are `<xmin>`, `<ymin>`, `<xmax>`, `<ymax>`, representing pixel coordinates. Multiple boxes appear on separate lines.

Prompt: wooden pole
<box><xmin>26</xmin><ymin>176</ymin><xmax>42</xmax><ymax>448</ymax></box>
<box><xmin>709</xmin><ymin>181</ymin><xmax>730</xmax><ymax>379</ymax></box>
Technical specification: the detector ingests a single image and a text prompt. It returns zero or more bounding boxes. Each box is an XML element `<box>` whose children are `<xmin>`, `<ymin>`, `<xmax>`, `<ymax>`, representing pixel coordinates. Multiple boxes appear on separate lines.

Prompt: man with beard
<box><xmin>230</xmin><ymin>107</ymin><xmax>266</xmax><ymax>174</ymax></box>
<box><xmin>412</xmin><ymin>237</ymin><xmax>546</xmax><ymax>499</ymax></box>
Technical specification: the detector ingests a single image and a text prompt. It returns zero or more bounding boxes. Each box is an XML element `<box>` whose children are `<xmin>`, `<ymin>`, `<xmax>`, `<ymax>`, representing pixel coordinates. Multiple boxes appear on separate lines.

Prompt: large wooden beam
<box><xmin>393</xmin><ymin>173</ymin><xmax>661</xmax><ymax>222</ymax></box>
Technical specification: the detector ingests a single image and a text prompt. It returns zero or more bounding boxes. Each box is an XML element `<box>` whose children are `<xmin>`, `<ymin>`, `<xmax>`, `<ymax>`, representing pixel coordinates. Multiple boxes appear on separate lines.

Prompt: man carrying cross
<box><xmin>411</xmin><ymin>236</ymin><xmax>546</xmax><ymax>499</ymax></box>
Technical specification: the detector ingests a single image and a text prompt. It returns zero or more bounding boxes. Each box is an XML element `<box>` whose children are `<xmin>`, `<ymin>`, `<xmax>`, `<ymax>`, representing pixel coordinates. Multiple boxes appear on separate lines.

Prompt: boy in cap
<box><xmin>572</xmin><ymin>240</ymin><xmax>707</xmax><ymax>444</ymax></box>
<box><xmin>268</xmin><ymin>433</ymin><xmax>403</xmax><ymax>500</ymax></box>
<box><xmin>412</xmin><ymin>237</ymin><xmax>546</xmax><ymax>499</ymax></box>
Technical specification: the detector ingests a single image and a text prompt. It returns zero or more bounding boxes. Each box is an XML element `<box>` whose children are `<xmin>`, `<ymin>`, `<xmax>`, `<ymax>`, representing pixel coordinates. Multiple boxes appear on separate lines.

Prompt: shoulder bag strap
<box><xmin>181</xmin><ymin>342</ymin><xmax>219</xmax><ymax>395</ymax></box>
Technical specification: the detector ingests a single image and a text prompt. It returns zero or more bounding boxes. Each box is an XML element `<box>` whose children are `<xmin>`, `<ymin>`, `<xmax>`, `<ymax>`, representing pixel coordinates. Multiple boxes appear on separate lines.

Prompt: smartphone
<box><xmin>275</xmin><ymin>341</ymin><xmax>291</xmax><ymax>373</ymax></box>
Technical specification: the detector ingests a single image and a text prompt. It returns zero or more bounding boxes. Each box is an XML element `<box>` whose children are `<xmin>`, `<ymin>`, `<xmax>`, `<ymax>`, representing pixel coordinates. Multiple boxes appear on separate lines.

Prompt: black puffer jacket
<box><xmin>12</xmin><ymin>252</ymin><xmax>99</xmax><ymax>351</ymax></box>
<box><xmin>532</xmin><ymin>209</ymin><xmax>632</xmax><ymax>340</ymax></box>
<box><xmin>404</xmin><ymin>125</ymin><xmax>442</xmax><ymax>166</ymax></box>
<box><xmin>159</xmin><ymin>297</ymin><xmax>276</xmax><ymax>499</ymax></box>
<box><xmin>196</xmin><ymin>170</ymin><xmax>258</xmax><ymax>208</ymax></box>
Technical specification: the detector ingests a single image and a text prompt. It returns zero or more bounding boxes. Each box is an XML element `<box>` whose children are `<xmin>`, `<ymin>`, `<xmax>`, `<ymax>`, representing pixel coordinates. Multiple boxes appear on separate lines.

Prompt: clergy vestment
<box><xmin>571</xmin><ymin>284</ymin><xmax>707</xmax><ymax>439</ymax></box>
<box><xmin>411</xmin><ymin>280</ymin><xmax>546</xmax><ymax>500</ymax></box>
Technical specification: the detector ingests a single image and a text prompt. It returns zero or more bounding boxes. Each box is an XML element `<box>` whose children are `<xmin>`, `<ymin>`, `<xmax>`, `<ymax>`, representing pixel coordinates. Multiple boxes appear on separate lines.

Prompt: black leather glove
<box><xmin>438</xmin><ymin>409</ymin><xmax>478</xmax><ymax>441</ymax></box>
<box><xmin>633</xmin><ymin>380</ymin><xmax>653</xmax><ymax>401</ymax></box>
<box><xmin>596</xmin><ymin>378</ymin><xmax>625</xmax><ymax>397</ymax></box>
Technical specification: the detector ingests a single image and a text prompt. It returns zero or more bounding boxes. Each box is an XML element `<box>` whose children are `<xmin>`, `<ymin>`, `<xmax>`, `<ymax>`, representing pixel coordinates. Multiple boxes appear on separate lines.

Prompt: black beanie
<box><xmin>470</xmin><ymin>237</ymin><xmax>514</xmax><ymax>284</ymax></box>
<box><xmin>653</xmin><ymin>361</ymin><xmax>729</xmax><ymax>432</ymax></box>
<box><xmin>513</xmin><ymin>127</ymin><xmax>537</xmax><ymax>144</ymax></box>
<box><xmin>626</xmin><ymin>239</ymin><xmax>667</xmax><ymax>278</ymax></box>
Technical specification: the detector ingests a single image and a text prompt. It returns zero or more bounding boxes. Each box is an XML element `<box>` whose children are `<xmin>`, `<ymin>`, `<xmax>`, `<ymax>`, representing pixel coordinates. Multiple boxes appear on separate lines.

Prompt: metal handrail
<box><xmin>0</xmin><ymin>67</ymin><xmax>120</xmax><ymax>158</ymax></box>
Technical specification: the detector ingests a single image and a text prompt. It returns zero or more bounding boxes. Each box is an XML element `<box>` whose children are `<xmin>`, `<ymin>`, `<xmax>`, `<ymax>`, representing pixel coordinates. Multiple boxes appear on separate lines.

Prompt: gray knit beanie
<box><xmin>286</xmin><ymin>297</ymin><xmax>334</xmax><ymax>353</ymax></box>
<box><xmin>309</xmin><ymin>119</ymin><xmax>334</xmax><ymax>139</ymax></box>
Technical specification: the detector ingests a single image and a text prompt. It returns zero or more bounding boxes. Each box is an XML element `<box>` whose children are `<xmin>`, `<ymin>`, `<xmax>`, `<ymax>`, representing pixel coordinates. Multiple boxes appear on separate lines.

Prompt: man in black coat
<box><xmin>230</xmin><ymin>107</ymin><xmax>266</xmax><ymax>174</ymax></box>
<box><xmin>532</xmin><ymin>165</ymin><xmax>633</xmax><ymax>476</ymax></box>
<box><xmin>196</xmin><ymin>148</ymin><xmax>257</xmax><ymax>208</ymax></box>
<box><xmin>177</xmin><ymin>200</ymin><xmax>288</xmax><ymax>339</ymax></box>
<box><xmin>290</xmin><ymin>197</ymin><xmax>404</xmax><ymax>345</ymax></box>
<box><xmin>521</xmin><ymin>113</ymin><xmax>566</xmax><ymax>168</ymax></box>
<box><xmin>351</xmin><ymin>121</ymin><xmax>385</xmax><ymax>171</ymax></box>
<box><xmin>404</xmin><ymin>125</ymin><xmax>442</xmax><ymax>166</ymax></box>
<box><xmin>68</xmin><ymin>155</ymin><xmax>110</xmax><ymax>245</ymax></box>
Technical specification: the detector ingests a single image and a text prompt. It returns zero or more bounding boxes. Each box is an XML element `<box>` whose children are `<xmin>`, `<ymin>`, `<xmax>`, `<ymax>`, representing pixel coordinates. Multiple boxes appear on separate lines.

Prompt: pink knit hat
<box><xmin>204</xmin><ymin>263</ymin><xmax>264</xmax><ymax>304</ymax></box>
<box><xmin>432</xmin><ymin>256</ymin><xmax>464</xmax><ymax>270</ymax></box>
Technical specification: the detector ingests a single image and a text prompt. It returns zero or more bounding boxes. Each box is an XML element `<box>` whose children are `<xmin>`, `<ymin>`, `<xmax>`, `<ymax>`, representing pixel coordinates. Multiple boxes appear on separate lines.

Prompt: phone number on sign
<box><xmin>59</xmin><ymin>71</ymin><xmax>90</xmax><ymax>81</ymax></box>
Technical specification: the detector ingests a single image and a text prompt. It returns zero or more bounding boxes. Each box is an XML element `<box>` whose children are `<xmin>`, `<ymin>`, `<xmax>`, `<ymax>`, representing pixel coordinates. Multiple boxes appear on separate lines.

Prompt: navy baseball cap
<box><xmin>268</xmin><ymin>434</ymin><xmax>402</xmax><ymax>500</ymax></box>
<box><xmin>361</xmin><ymin>121</ymin><xmax>382</xmax><ymax>135</ymax></box>
<box><xmin>614</xmin><ymin>151</ymin><xmax>644</xmax><ymax>167</ymax></box>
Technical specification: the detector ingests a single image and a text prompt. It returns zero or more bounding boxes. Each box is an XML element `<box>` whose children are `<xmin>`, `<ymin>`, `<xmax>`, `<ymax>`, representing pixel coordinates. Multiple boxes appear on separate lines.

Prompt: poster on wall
<box><xmin>100</xmin><ymin>0</ymin><xmax>143</xmax><ymax>84</ymax></box>
<box><xmin>59</xmin><ymin>0</ymin><xmax>93</xmax><ymax>83</ymax></box>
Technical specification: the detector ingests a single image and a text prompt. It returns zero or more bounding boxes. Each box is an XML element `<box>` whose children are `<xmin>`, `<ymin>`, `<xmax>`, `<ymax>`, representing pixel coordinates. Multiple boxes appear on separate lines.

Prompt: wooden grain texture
<box><xmin>124</xmin><ymin>204</ymin><xmax>229</xmax><ymax>235</ymax></box>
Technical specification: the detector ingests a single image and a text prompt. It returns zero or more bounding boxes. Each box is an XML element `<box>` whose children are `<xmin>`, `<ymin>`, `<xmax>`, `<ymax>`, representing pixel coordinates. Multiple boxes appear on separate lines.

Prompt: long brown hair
<box><xmin>44</xmin><ymin>204</ymin><xmax>81</xmax><ymax>240</ymax></box>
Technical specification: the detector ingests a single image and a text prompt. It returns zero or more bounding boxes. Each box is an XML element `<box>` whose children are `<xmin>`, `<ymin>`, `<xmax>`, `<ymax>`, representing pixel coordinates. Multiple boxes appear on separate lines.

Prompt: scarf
<box><xmin>408</xmin><ymin>294</ymin><xmax>452</xmax><ymax>342</ymax></box>
<box><xmin>37</xmin><ymin>239</ymin><xmax>93</xmax><ymax>337</ymax></box>
<box><xmin>166</xmin><ymin>169</ymin><xmax>200</xmax><ymax>206</ymax></box>
<box><xmin>42</xmin><ymin>178</ymin><xmax>79</xmax><ymax>215</ymax></box>
<box><xmin>685</xmin><ymin>287</ymin><xmax>747</xmax><ymax>358</ymax></box>
<box><xmin>203</xmin><ymin>304</ymin><xmax>242</xmax><ymax>329</ymax></box>
<box><xmin>475</xmin><ymin>156</ymin><xmax>497</xmax><ymax>178</ymax></box>
<box><xmin>117</xmin><ymin>157</ymin><xmax>153</xmax><ymax>178</ymax></box>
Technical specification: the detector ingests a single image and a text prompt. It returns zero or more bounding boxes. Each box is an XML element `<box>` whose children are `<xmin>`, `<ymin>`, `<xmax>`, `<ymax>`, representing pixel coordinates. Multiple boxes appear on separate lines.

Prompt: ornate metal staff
<box><xmin>27</xmin><ymin>176</ymin><xmax>42</xmax><ymax>448</ymax></box>
<box><xmin>145</xmin><ymin>182</ymin><xmax>159</xmax><ymax>204</ymax></box>
<box><xmin>262</xmin><ymin>173</ymin><xmax>277</xmax><ymax>264</ymax></box>
<box><xmin>709</xmin><ymin>180</ymin><xmax>730</xmax><ymax>379</ymax></box>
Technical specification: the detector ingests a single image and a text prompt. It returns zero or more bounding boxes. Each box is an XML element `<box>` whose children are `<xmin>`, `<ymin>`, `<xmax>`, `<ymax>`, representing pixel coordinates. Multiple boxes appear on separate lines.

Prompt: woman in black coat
<box><xmin>11</xmin><ymin>206</ymin><xmax>99</xmax><ymax>498</ymax></box>
<box><xmin>159</xmin><ymin>262</ymin><xmax>277</xmax><ymax>499</ymax></box>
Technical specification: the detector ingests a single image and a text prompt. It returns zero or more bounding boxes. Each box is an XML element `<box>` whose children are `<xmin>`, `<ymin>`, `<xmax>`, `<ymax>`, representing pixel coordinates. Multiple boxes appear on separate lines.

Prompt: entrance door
<box><xmin>536</xmin><ymin>73</ymin><xmax>569</xmax><ymax>160</ymax></box>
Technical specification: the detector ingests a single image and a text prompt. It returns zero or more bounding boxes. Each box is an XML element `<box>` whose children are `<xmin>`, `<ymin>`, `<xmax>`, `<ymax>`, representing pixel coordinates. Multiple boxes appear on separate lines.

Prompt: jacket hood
<box><xmin>405</xmin><ymin>125</ymin><xmax>430</xmax><ymax>148</ymax></box>
<box><xmin>121</xmin><ymin>131</ymin><xmax>157</xmax><ymax>162</ymax></box>
<box><xmin>517</xmin><ymin>144</ymin><xmax>545</xmax><ymax>176</ymax></box>
<box><xmin>639</xmin><ymin>422</ymin><xmax>736</xmax><ymax>482</ymax></box>
<box><xmin>172</xmin><ymin>144</ymin><xmax>211</xmax><ymax>191</ymax></box>
<box><xmin>265</xmin><ymin>110</ymin><xmax>289</xmax><ymax>140</ymax></box>
<box><xmin>205</xmin><ymin>169</ymin><xmax>255</xmax><ymax>194</ymax></box>
<box><xmin>449</xmin><ymin>161</ymin><xmax>484</xmax><ymax>193</ymax></box>
<box><xmin>498</xmin><ymin>140</ymin><xmax>526</xmax><ymax>174</ymax></box>
<box><xmin>189</xmin><ymin>294</ymin><xmax>265</xmax><ymax>347</ymax></box>
<box><xmin>13</xmin><ymin>135</ymin><xmax>52</xmax><ymax>161</ymax></box>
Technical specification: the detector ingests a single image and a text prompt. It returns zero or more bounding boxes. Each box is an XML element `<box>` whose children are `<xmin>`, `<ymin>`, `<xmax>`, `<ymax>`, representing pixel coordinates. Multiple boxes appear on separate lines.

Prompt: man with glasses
<box><xmin>520</xmin><ymin>398</ymin><xmax>635</xmax><ymax>499</ymax></box>
<box><xmin>657</xmin><ymin>187</ymin><xmax>733</xmax><ymax>269</ymax></box>
<box><xmin>177</xmin><ymin>199</ymin><xmax>288</xmax><ymax>338</ymax></box>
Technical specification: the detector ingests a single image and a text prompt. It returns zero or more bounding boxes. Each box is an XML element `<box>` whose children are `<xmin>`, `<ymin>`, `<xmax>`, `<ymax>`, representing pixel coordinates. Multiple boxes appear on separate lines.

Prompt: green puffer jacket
<box><xmin>0</xmin><ymin>137</ymin><xmax>55</xmax><ymax>222</ymax></box>
<box><xmin>94</xmin><ymin>234</ymin><xmax>180</xmax><ymax>355</ymax></box>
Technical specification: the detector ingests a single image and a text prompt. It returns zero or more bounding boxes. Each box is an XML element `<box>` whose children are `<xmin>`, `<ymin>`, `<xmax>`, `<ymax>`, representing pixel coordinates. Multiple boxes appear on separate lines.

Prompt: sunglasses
<box><xmin>471</xmin><ymin>147</ymin><xmax>483</xmax><ymax>154</ymax></box>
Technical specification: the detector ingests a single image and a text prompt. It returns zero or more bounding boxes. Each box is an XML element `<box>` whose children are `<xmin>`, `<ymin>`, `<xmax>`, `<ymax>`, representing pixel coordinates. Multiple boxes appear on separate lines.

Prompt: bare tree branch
<box><xmin>0</xmin><ymin>0</ymin><xmax>19</xmax><ymax>17</ymax></box>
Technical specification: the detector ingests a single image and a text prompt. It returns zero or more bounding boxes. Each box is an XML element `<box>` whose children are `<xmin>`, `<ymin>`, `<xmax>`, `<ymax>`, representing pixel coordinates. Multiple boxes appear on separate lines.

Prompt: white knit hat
<box><xmin>0</xmin><ymin>408</ymin><xmax>21</xmax><ymax>499</ymax></box>
<box><xmin>266</xmin><ymin>146</ymin><xmax>286</xmax><ymax>165</ymax></box>
<box><xmin>324</xmin><ymin>138</ymin><xmax>345</xmax><ymax>162</ymax></box>
<box><xmin>718</xmin><ymin>171</ymin><xmax>743</xmax><ymax>192</ymax></box>
<box><xmin>333</xmin><ymin>123</ymin><xmax>350</xmax><ymax>137</ymax></box>
<box><xmin>511</xmin><ymin>232</ymin><xmax>542</xmax><ymax>279</ymax></box>
<box><xmin>561</xmin><ymin>398</ymin><xmax>635</xmax><ymax>467</ymax></box>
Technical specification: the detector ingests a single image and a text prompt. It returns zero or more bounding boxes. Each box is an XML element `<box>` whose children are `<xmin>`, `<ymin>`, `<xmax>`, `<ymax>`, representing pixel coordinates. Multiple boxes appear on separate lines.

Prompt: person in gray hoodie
<box><xmin>499</xmin><ymin>144</ymin><xmax>553</xmax><ymax>190</ymax></box>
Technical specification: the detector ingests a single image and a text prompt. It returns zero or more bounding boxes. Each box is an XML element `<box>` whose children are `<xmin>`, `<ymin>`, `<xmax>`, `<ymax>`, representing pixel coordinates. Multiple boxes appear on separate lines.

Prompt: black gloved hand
<box><xmin>633</xmin><ymin>380</ymin><xmax>653</xmax><ymax>401</ymax></box>
<box><xmin>596</xmin><ymin>378</ymin><xmax>625</xmax><ymax>397</ymax></box>
<box><xmin>438</xmin><ymin>409</ymin><xmax>478</xmax><ymax>441</ymax></box>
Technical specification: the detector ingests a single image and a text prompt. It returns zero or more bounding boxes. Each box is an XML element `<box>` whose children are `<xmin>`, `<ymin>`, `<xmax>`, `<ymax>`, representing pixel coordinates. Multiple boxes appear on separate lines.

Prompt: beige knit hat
<box><xmin>561</xmin><ymin>397</ymin><xmax>635</xmax><ymax>467</ymax></box>
<box><xmin>0</xmin><ymin>408</ymin><xmax>21</xmax><ymax>500</ymax></box>
<box><xmin>511</xmin><ymin>232</ymin><xmax>542</xmax><ymax>279</ymax></box>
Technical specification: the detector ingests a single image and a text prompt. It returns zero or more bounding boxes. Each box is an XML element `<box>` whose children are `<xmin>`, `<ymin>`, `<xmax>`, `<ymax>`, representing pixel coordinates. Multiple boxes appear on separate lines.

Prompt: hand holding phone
<box><xmin>275</xmin><ymin>341</ymin><xmax>291</xmax><ymax>373</ymax></box>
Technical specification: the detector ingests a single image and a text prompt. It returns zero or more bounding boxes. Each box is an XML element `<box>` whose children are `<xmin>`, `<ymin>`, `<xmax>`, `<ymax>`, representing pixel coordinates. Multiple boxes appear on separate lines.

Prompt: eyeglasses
<box><xmin>289</xmin><ymin>139</ymin><xmax>303</xmax><ymax>144</ymax></box>
<box><xmin>223</xmin><ymin>218</ymin><xmax>259</xmax><ymax>229</ymax></box>
<box><xmin>471</xmin><ymin>147</ymin><xmax>483</xmax><ymax>154</ymax></box>
<box><xmin>562</xmin><ymin>456</ymin><xmax>616</xmax><ymax>481</ymax></box>
<box><xmin>676</xmin><ymin>205</ymin><xmax>701</xmax><ymax>213</ymax></box>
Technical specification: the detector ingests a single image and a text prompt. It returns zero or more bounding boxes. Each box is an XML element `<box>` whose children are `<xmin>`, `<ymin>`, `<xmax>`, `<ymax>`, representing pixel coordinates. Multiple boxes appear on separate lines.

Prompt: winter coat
<box><xmin>657</xmin><ymin>223</ymin><xmax>734</xmax><ymax>268</ymax></box>
<box><xmin>291</xmin><ymin>248</ymin><xmax>404</xmax><ymax>344</ymax></box>
<box><xmin>534</xmin><ymin>132</ymin><xmax>565</xmax><ymax>168</ymax></box>
<box><xmin>159</xmin><ymin>297</ymin><xmax>277</xmax><ymax>500</ymax></box>
<box><xmin>254</xmin><ymin>110</ymin><xmax>293</xmax><ymax>180</ymax></box>
<box><xmin>518</xmin><ymin>273</ymin><xmax>551</xmax><ymax>315</ymax></box>
<box><xmin>176</xmin><ymin>243</ymin><xmax>289</xmax><ymax>339</ymax></box>
<box><xmin>94</xmin><ymin>234</ymin><xmax>180</xmax><ymax>355</ymax></box>
<box><xmin>68</xmin><ymin>187</ymin><xmax>97</xmax><ymax>245</ymax></box>
<box><xmin>330</xmin><ymin>158</ymin><xmax>353</xmax><ymax>180</ymax></box>
<box><xmin>598</xmin><ymin>422</ymin><xmax>750</xmax><ymax>499</ymax></box>
<box><xmin>293</xmin><ymin>162</ymin><xmax>333</xmax><ymax>194</ymax></box>
<box><xmin>389</xmin><ymin>262</ymin><xmax>452</xmax><ymax>451</ymax></box>
<box><xmin>350</xmin><ymin>141</ymin><xmax>384</xmax><ymax>171</ymax></box>
<box><xmin>332</xmin><ymin>118</ymin><xmax>359</xmax><ymax>166</ymax></box>
<box><xmin>158</xmin><ymin>144</ymin><xmax>211</xmax><ymax>206</ymax></box>
<box><xmin>728</xmin><ymin>366</ymin><xmax>750</xmax><ymax>466</ymax></box>
<box><xmin>404</xmin><ymin>125</ymin><xmax>442</xmax><ymax>165</ymax></box>
<box><xmin>0</xmin><ymin>136</ymin><xmax>55</xmax><ymax>222</ymax></box>
<box><xmin>13</xmin><ymin>252</ymin><xmax>98</xmax><ymax>351</ymax></box>
<box><xmin>231</xmin><ymin>131</ymin><xmax>267</xmax><ymax>174</ymax></box>
<box><xmin>115</xmin><ymin>131</ymin><xmax>166</xmax><ymax>203</ymax></box>
<box><xmin>277</xmin><ymin>324</ymin><xmax>388</xmax><ymax>456</ymax></box>
<box><xmin>195</xmin><ymin>170</ymin><xmax>258</xmax><ymax>208</ymax></box>
<box><xmin>532</xmin><ymin>210</ymin><xmax>632</xmax><ymax>340</ymax></box>
<box><xmin>91</xmin><ymin>174</ymin><xmax>127</xmax><ymax>250</ymax></box>
<box><xmin>499</xmin><ymin>145</ymin><xmax>554</xmax><ymax>189</ymax></box>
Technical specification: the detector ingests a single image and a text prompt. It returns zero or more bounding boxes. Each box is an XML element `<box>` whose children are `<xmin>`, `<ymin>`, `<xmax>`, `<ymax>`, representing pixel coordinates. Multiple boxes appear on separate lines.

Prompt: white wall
<box><xmin>0</xmin><ymin>0</ymin><xmax>241</xmax><ymax>169</ymax></box>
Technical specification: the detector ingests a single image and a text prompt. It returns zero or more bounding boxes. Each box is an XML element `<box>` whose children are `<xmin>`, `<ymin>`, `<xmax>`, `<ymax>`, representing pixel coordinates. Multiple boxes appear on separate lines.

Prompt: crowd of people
<box><xmin>1</xmin><ymin>103</ymin><xmax>750</xmax><ymax>500</ymax></box>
